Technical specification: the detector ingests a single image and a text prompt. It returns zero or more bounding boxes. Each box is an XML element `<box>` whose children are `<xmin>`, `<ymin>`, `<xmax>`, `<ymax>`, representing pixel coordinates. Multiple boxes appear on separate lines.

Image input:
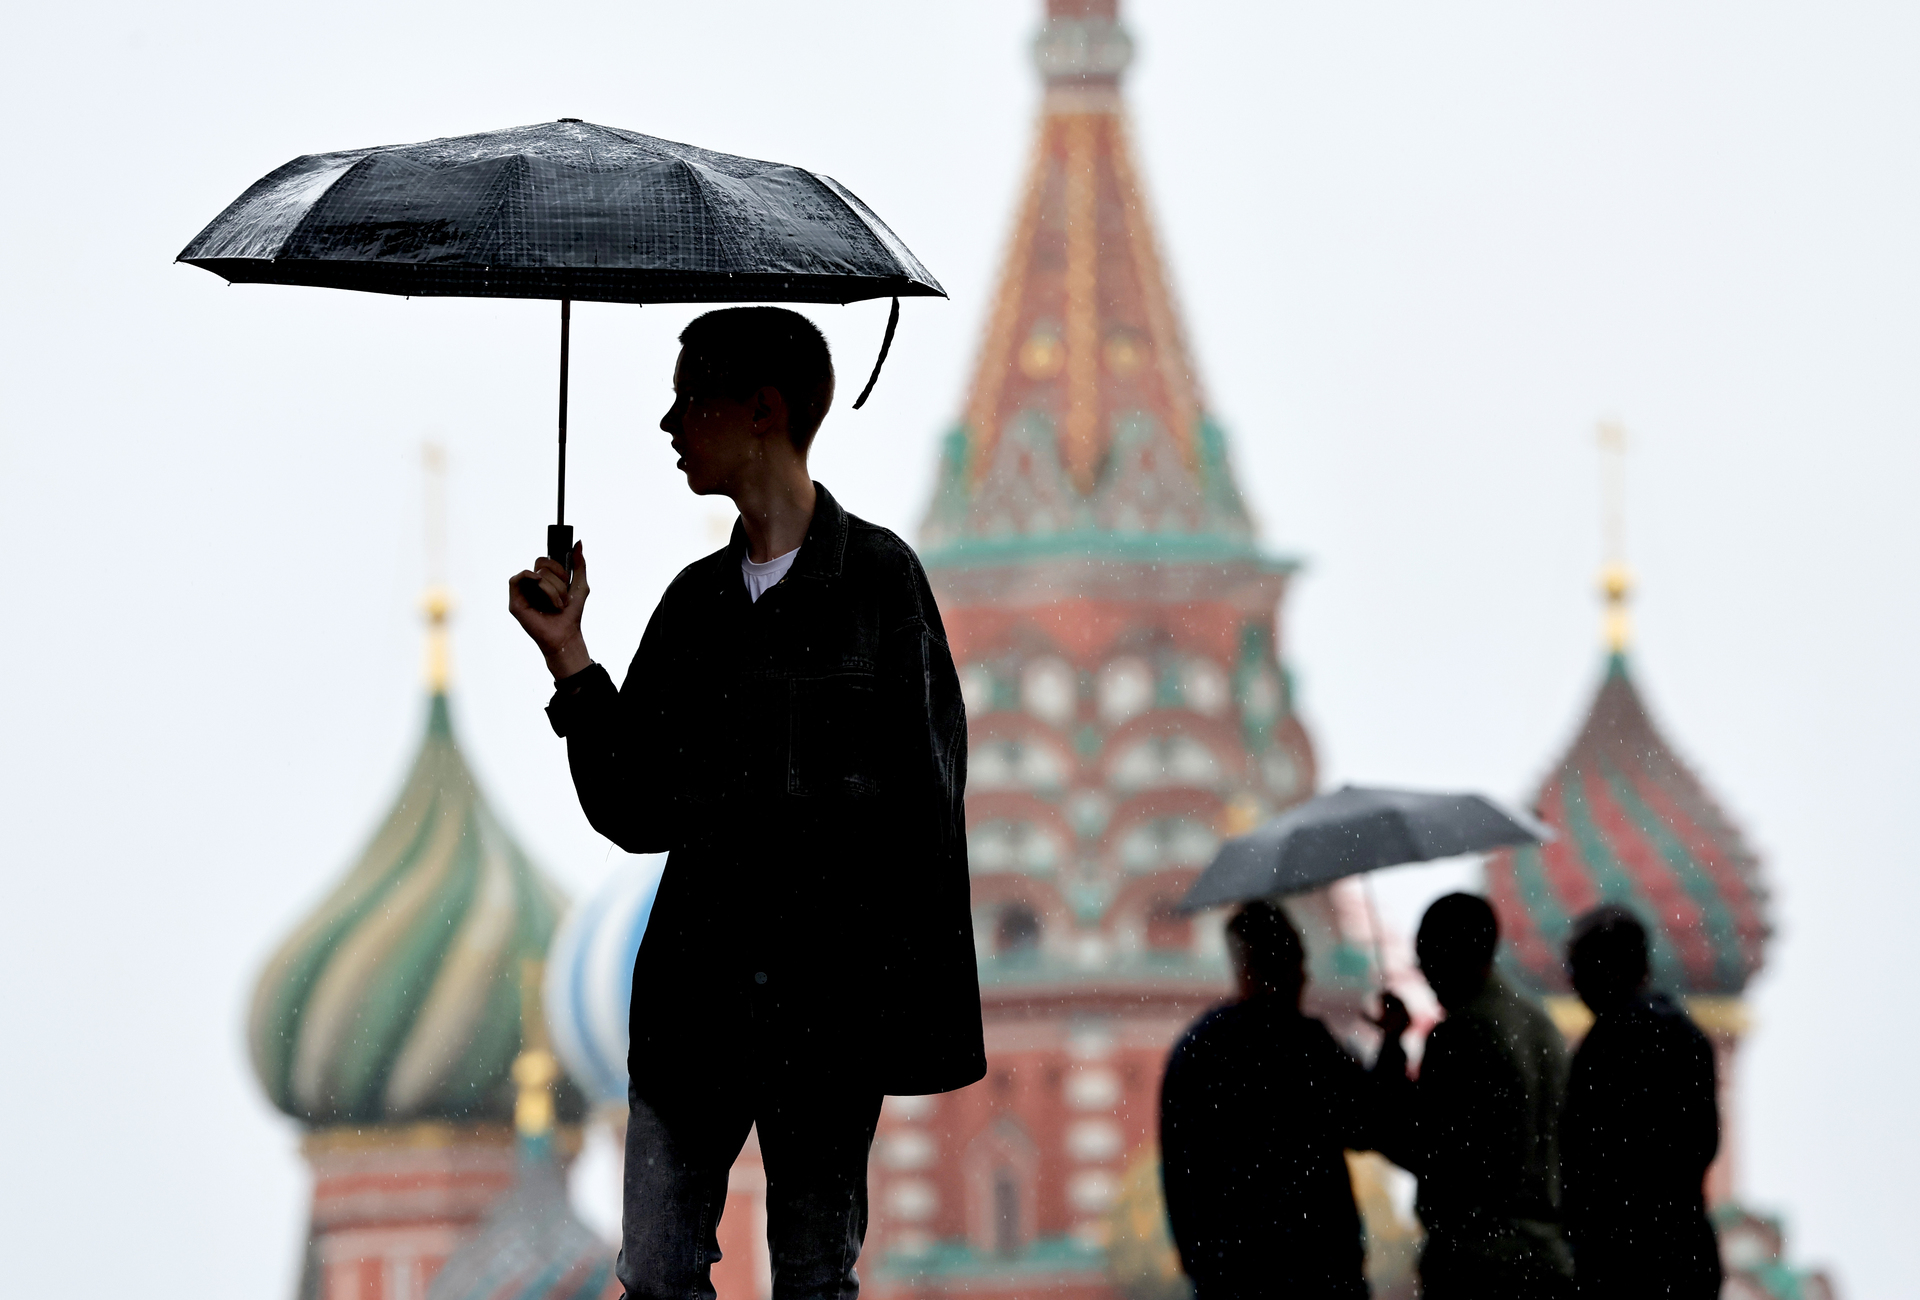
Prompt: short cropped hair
<box><xmin>1227</xmin><ymin>900</ymin><xmax>1306</xmax><ymax>985</ymax></box>
<box><xmin>678</xmin><ymin>307</ymin><xmax>835</xmax><ymax>451</ymax></box>
<box><xmin>1567</xmin><ymin>904</ymin><xmax>1651</xmax><ymax>988</ymax></box>
<box><xmin>1416</xmin><ymin>892</ymin><xmax>1499</xmax><ymax>969</ymax></box>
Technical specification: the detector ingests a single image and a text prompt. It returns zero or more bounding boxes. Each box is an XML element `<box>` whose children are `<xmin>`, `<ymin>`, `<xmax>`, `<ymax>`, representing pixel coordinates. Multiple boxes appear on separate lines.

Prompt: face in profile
<box><xmin>659</xmin><ymin>349</ymin><xmax>763</xmax><ymax>496</ymax></box>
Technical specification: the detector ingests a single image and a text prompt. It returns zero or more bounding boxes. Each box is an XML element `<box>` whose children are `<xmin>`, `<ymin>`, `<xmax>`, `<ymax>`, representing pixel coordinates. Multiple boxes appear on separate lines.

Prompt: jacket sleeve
<box><xmin>1679</xmin><ymin>1020</ymin><xmax>1722</xmax><ymax>1177</ymax></box>
<box><xmin>543</xmin><ymin>597</ymin><xmax>685</xmax><ymax>854</ymax></box>
<box><xmin>867</xmin><ymin>547</ymin><xmax>985</xmax><ymax>1089</ymax></box>
<box><xmin>1158</xmin><ymin>1037</ymin><xmax>1209</xmax><ymax>1272</ymax></box>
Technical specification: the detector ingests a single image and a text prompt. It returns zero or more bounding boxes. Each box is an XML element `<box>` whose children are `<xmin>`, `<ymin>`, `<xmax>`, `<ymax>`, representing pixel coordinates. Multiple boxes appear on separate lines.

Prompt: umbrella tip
<box><xmin>558</xmin><ymin>117</ymin><xmax>583</xmax><ymax>123</ymax></box>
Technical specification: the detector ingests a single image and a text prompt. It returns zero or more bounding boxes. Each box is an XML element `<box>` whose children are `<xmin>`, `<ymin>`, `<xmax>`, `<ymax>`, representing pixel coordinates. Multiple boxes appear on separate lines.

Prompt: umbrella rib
<box><xmin>458</xmin><ymin>153</ymin><xmax>535</xmax><ymax>274</ymax></box>
<box><xmin>272</xmin><ymin>151</ymin><xmax>383</xmax><ymax>264</ymax></box>
<box><xmin>675</xmin><ymin>158</ymin><xmax>742</xmax><ymax>280</ymax></box>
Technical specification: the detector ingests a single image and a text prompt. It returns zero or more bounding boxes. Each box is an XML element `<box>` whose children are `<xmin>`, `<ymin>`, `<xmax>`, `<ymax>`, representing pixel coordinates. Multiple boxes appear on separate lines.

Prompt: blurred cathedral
<box><xmin>877</xmin><ymin>0</ymin><xmax>1378</xmax><ymax>1293</ymax></box>
<box><xmin>246</xmin><ymin>3</ymin><xmax>1838</xmax><ymax>1299</ymax></box>
<box><xmin>247</xmin><ymin>570</ymin><xmax>617</xmax><ymax>1300</ymax></box>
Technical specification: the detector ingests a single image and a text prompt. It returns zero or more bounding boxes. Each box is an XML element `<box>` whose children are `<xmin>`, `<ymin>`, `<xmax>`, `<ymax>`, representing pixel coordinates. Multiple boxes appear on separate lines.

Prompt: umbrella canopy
<box><xmin>177</xmin><ymin>119</ymin><xmax>946</xmax><ymax>305</ymax></box>
<box><xmin>178</xmin><ymin>119</ymin><xmax>946</xmax><ymax>598</ymax></box>
<box><xmin>1181</xmin><ymin>785</ymin><xmax>1552</xmax><ymax>913</ymax></box>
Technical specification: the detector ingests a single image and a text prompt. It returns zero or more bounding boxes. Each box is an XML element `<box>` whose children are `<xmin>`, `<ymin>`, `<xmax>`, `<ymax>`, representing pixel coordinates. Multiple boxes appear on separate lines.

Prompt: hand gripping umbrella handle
<box><xmin>519</xmin><ymin>300</ymin><xmax>575</xmax><ymax>614</ymax></box>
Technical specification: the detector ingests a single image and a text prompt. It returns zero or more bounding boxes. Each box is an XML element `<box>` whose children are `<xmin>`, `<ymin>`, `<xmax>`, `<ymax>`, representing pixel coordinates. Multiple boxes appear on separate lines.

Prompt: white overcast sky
<box><xmin>2</xmin><ymin>2</ymin><xmax>1915</xmax><ymax>1296</ymax></box>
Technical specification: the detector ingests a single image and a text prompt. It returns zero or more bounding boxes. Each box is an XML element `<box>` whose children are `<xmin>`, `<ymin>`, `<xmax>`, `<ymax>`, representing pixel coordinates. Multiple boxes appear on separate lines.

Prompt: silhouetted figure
<box><xmin>1376</xmin><ymin>892</ymin><xmax>1574</xmax><ymax>1299</ymax></box>
<box><xmin>1561</xmin><ymin>905</ymin><xmax>1722</xmax><ymax>1298</ymax></box>
<box><xmin>510</xmin><ymin>308</ymin><xmax>985</xmax><ymax>1300</ymax></box>
<box><xmin>1160</xmin><ymin>901</ymin><xmax>1385</xmax><ymax>1300</ymax></box>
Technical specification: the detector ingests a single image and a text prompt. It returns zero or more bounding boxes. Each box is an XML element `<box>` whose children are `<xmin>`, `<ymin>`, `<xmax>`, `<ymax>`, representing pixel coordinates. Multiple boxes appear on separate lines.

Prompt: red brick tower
<box><xmin>866</xmin><ymin>3</ymin><xmax>1373</xmax><ymax>1295</ymax></box>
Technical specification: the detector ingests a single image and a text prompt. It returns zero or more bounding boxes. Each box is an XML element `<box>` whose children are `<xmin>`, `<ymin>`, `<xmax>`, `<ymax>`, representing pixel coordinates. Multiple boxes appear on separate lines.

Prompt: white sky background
<box><xmin>1</xmin><ymin>0</ymin><xmax>1915</xmax><ymax>1294</ymax></box>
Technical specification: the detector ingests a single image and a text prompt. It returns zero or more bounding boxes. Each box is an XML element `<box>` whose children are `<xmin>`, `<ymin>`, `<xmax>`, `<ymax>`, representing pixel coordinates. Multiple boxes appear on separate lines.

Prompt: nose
<box><xmin>660</xmin><ymin>396</ymin><xmax>682</xmax><ymax>435</ymax></box>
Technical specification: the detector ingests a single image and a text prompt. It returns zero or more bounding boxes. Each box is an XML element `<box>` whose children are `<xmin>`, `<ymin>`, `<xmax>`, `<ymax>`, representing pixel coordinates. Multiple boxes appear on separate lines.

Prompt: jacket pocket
<box><xmin>787</xmin><ymin>672</ymin><xmax>881</xmax><ymax>798</ymax></box>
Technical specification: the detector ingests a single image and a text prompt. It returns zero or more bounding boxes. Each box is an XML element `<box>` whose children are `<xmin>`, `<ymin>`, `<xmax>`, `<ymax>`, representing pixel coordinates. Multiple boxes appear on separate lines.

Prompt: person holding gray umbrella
<box><xmin>1159</xmin><ymin>899</ymin><xmax>1401</xmax><ymax>1299</ymax></box>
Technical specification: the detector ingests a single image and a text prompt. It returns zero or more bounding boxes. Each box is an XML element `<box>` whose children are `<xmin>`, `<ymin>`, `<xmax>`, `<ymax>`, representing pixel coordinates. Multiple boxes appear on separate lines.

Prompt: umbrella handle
<box><xmin>1362</xmin><ymin>873</ymin><xmax>1390</xmax><ymax>993</ymax></box>
<box><xmin>517</xmin><ymin>524</ymin><xmax>575</xmax><ymax>614</ymax></box>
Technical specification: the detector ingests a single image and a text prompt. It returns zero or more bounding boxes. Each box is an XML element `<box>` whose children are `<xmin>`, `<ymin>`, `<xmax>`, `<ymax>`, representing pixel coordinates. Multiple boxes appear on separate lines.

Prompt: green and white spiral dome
<box><xmin>249</xmin><ymin>684</ymin><xmax>574</xmax><ymax>1127</ymax></box>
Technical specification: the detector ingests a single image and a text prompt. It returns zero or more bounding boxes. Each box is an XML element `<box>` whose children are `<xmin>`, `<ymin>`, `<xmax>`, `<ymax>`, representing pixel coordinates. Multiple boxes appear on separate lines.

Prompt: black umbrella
<box><xmin>178</xmin><ymin>118</ymin><xmax>945</xmax><ymax>600</ymax></box>
<box><xmin>1182</xmin><ymin>783</ymin><xmax>1551</xmax><ymax>913</ymax></box>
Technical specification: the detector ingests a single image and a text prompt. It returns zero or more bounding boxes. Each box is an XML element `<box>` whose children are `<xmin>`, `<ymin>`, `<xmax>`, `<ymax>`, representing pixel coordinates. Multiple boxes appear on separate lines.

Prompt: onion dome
<box><xmin>1485</xmin><ymin>569</ymin><xmax>1770</xmax><ymax>997</ymax></box>
<box><xmin>544</xmin><ymin>853</ymin><xmax>668</xmax><ymax>1107</ymax></box>
<box><xmin>249</xmin><ymin>593</ymin><xmax>578</xmax><ymax>1126</ymax></box>
<box><xmin>426</xmin><ymin>971</ymin><xmax>617</xmax><ymax>1300</ymax></box>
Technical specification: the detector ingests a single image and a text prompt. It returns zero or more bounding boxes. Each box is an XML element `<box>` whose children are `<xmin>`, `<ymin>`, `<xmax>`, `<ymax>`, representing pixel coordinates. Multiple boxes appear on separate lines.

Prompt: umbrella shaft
<box><xmin>556</xmin><ymin>299</ymin><xmax>571</xmax><ymax>525</ymax></box>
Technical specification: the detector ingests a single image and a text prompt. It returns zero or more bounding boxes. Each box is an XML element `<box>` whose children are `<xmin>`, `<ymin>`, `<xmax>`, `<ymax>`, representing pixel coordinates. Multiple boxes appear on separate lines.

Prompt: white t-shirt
<box><xmin>741</xmin><ymin>546</ymin><xmax>800</xmax><ymax>603</ymax></box>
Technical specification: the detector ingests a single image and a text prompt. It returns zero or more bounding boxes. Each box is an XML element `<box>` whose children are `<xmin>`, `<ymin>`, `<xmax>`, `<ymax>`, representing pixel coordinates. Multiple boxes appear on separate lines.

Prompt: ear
<box><xmin>749</xmin><ymin>385</ymin><xmax>790</xmax><ymax>439</ymax></box>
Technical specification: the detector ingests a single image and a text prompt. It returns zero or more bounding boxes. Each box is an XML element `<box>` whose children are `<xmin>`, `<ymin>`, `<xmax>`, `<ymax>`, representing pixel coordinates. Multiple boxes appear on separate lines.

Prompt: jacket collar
<box><xmin>725</xmin><ymin>481</ymin><xmax>848</xmax><ymax>583</ymax></box>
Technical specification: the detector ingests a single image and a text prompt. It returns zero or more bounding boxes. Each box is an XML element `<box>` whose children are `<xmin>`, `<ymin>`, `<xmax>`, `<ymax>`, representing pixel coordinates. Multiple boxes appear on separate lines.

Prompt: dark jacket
<box><xmin>1378</xmin><ymin>974</ymin><xmax>1574</xmax><ymax>1299</ymax></box>
<box><xmin>545</xmin><ymin>485</ymin><xmax>986</xmax><ymax>1098</ymax></box>
<box><xmin>1561</xmin><ymin>994</ymin><xmax>1721</xmax><ymax>1299</ymax></box>
<box><xmin>1159</xmin><ymin>998</ymin><xmax>1377</xmax><ymax>1300</ymax></box>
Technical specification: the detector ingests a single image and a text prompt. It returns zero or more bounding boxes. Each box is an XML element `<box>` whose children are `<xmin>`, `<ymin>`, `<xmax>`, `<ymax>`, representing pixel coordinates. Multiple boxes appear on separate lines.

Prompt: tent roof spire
<box><xmin>921</xmin><ymin>0</ymin><xmax>1271</xmax><ymax>569</ymax></box>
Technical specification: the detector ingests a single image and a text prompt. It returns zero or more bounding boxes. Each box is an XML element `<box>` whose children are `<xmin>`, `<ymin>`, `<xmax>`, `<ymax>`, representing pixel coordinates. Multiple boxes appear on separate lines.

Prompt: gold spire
<box><xmin>1062</xmin><ymin>112</ymin><xmax>1100</xmax><ymax>492</ymax></box>
<box><xmin>512</xmin><ymin>958</ymin><xmax>558</xmax><ymax>1138</ymax></box>
<box><xmin>422</xmin><ymin>443</ymin><xmax>455</xmax><ymax>693</ymax></box>
<box><xmin>1597</xmin><ymin>421</ymin><xmax>1632</xmax><ymax>654</ymax></box>
<box><xmin>951</xmin><ymin>3</ymin><xmax>1206</xmax><ymax>498</ymax></box>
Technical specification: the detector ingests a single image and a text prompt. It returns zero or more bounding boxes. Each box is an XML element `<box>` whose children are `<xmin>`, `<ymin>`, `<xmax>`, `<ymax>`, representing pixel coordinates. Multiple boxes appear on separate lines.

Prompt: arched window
<box><xmin>965</xmin><ymin>1118</ymin><xmax>1038</xmax><ymax>1259</ymax></box>
<box><xmin>1108</xmin><ymin>734</ymin><xmax>1223</xmax><ymax>793</ymax></box>
<box><xmin>992</xmin><ymin>1168</ymin><xmax>1022</xmax><ymax>1257</ymax></box>
<box><xmin>969</xmin><ymin>737</ymin><xmax>1071</xmax><ymax>793</ymax></box>
<box><xmin>1098</xmin><ymin>657</ymin><xmax>1155</xmax><ymax>725</ymax></box>
<box><xmin>1021</xmin><ymin>655</ymin><xmax>1078</xmax><ymax>727</ymax></box>
<box><xmin>995</xmin><ymin>904</ymin><xmax>1042</xmax><ymax>956</ymax></box>
<box><xmin>969</xmin><ymin>821</ymin><xmax>1062</xmax><ymax>875</ymax></box>
<box><xmin>1116</xmin><ymin>816</ymin><xmax>1220</xmax><ymax>873</ymax></box>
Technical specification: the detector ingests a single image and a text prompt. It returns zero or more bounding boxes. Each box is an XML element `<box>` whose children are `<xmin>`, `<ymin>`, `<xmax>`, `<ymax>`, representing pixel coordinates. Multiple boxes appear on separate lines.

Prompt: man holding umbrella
<box><xmin>1160</xmin><ymin>900</ymin><xmax>1395</xmax><ymax>1299</ymax></box>
<box><xmin>181</xmin><ymin>115</ymin><xmax>975</xmax><ymax>1296</ymax></box>
<box><xmin>510</xmin><ymin>307</ymin><xmax>985</xmax><ymax>1298</ymax></box>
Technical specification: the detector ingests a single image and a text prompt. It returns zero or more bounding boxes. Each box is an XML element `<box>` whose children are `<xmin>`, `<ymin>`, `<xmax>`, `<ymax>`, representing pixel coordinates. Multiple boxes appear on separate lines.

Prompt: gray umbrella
<box><xmin>178</xmin><ymin>119</ymin><xmax>944</xmax><ymax>604</ymax></box>
<box><xmin>1181</xmin><ymin>785</ymin><xmax>1552</xmax><ymax>913</ymax></box>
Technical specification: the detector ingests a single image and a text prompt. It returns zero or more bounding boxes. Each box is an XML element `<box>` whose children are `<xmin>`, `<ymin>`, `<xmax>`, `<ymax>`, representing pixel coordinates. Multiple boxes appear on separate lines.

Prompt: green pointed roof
<box><xmin>249</xmin><ymin>692</ymin><xmax>571</xmax><ymax>1127</ymax></box>
<box><xmin>1486</xmin><ymin>653</ymin><xmax>1771</xmax><ymax>997</ymax></box>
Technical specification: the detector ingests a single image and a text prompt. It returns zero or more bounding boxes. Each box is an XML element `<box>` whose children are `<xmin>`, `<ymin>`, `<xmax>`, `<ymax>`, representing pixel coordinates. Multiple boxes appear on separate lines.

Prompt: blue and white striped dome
<box><xmin>543</xmin><ymin>853</ymin><xmax>667</xmax><ymax>1106</ymax></box>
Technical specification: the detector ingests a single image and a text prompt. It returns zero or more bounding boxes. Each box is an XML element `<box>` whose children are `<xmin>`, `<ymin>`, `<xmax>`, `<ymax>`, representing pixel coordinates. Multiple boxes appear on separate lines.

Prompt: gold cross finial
<box><xmin>1597</xmin><ymin>420</ymin><xmax>1632</xmax><ymax>653</ymax></box>
<box><xmin>422</xmin><ymin>443</ymin><xmax>455</xmax><ymax>693</ymax></box>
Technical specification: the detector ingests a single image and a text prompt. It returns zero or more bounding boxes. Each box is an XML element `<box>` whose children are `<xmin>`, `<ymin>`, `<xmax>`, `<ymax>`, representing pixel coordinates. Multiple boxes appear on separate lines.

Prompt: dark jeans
<box><xmin>617</xmin><ymin>1078</ymin><xmax>884</xmax><ymax>1300</ymax></box>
